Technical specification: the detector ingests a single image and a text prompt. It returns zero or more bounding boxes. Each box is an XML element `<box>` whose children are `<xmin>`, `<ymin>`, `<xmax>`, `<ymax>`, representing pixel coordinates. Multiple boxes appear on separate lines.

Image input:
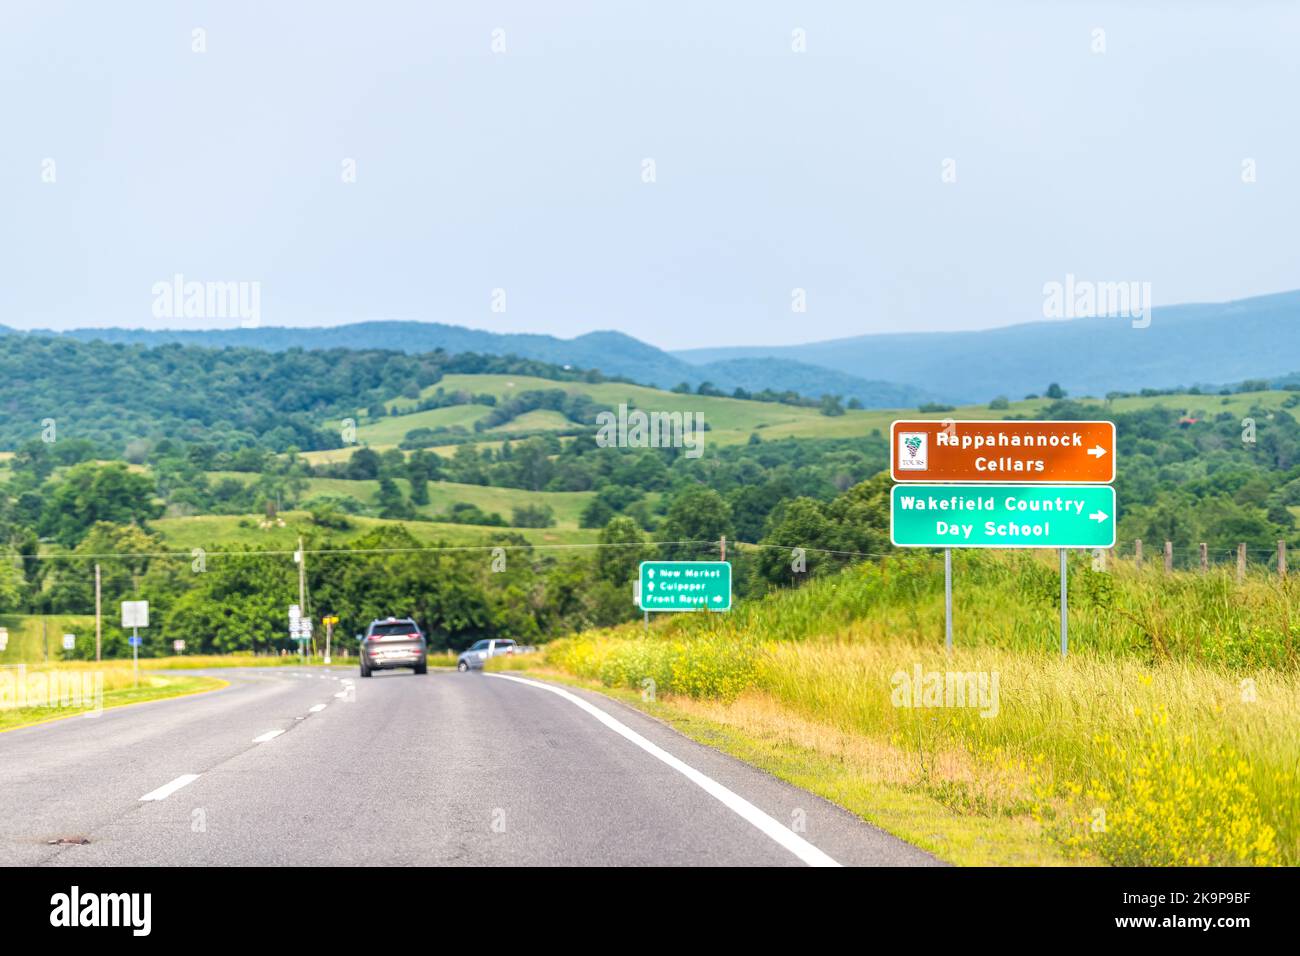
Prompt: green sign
<box><xmin>638</xmin><ymin>561</ymin><xmax>732</xmax><ymax>612</ymax></box>
<box><xmin>891</xmin><ymin>484</ymin><xmax>1115</xmax><ymax>548</ymax></box>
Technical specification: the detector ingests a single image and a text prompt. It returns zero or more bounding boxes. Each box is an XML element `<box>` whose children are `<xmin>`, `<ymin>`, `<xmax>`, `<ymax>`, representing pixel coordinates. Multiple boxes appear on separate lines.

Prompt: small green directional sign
<box><xmin>638</xmin><ymin>561</ymin><xmax>732</xmax><ymax>612</ymax></box>
<box><xmin>891</xmin><ymin>484</ymin><xmax>1116</xmax><ymax>548</ymax></box>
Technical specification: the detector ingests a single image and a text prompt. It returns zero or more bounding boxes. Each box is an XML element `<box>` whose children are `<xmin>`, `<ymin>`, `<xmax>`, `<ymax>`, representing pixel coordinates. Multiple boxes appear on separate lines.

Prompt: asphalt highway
<box><xmin>0</xmin><ymin>667</ymin><xmax>940</xmax><ymax>867</ymax></box>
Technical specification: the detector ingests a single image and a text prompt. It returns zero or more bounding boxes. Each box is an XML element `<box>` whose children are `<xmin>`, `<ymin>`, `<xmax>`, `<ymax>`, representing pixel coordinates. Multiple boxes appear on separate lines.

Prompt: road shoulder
<box><xmin>488</xmin><ymin>669</ymin><xmax>945</xmax><ymax>867</ymax></box>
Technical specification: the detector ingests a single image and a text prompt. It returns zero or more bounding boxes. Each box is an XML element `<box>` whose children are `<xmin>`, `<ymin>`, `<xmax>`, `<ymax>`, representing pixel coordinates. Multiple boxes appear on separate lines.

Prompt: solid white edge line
<box><xmin>486</xmin><ymin>673</ymin><xmax>841</xmax><ymax>867</ymax></box>
<box><xmin>252</xmin><ymin>730</ymin><xmax>285</xmax><ymax>743</ymax></box>
<box><xmin>139</xmin><ymin>773</ymin><xmax>200</xmax><ymax>802</ymax></box>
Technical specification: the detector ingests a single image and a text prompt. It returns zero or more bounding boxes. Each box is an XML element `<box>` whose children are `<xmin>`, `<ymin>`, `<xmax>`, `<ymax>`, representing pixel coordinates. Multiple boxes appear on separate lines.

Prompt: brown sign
<box><xmin>891</xmin><ymin>419</ymin><xmax>1115</xmax><ymax>483</ymax></box>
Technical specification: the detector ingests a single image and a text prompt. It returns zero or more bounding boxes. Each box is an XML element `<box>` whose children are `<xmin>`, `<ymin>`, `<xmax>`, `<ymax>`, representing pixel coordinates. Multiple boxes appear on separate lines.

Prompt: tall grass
<box><xmin>543</xmin><ymin>551</ymin><xmax>1300</xmax><ymax>865</ymax></box>
<box><xmin>646</xmin><ymin>550</ymin><xmax>1299</xmax><ymax>669</ymax></box>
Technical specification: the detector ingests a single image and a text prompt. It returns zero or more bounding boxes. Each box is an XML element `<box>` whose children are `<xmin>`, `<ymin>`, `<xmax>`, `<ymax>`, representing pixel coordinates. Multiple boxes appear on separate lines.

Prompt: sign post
<box><xmin>944</xmin><ymin>549</ymin><xmax>953</xmax><ymax>652</ymax></box>
<box><xmin>890</xmin><ymin>420</ymin><xmax>1115</xmax><ymax>655</ymax></box>
<box><xmin>1060</xmin><ymin>548</ymin><xmax>1069</xmax><ymax>658</ymax></box>
<box><xmin>322</xmin><ymin>615</ymin><xmax>339</xmax><ymax>664</ymax></box>
<box><xmin>289</xmin><ymin>604</ymin><xmax>303</xmax><ymax>663</ymax></box>
<box><xmin>121</xmin><ymin>600</ymin><xmax>149</xmax><ymax>685</ymax></box>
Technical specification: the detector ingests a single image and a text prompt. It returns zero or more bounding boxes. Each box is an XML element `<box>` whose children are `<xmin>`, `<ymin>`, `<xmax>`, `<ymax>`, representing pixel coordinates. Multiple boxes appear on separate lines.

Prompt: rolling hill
<box><xmin>11</xmin><ymin>323</ymin><xmax>931</xmax><ymax>408</ymax></box>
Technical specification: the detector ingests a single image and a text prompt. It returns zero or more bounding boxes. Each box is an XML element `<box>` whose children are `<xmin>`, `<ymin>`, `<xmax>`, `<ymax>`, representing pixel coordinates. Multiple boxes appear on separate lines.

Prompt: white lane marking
<box><xmin>252</xmin><ymin>730</ymin><xmax>285</xmax><ymax>743</ymax></box>
<box><xmin>333</xmin><ymin>691</ymin><xmax>347</xmax><ymax>699</ymax></box>
<box><xmin>309</xmin><ymin>704</ymin><xmax>327</xmax><ymax>713</ymax></box>
<box><xmin>486</xmin><ymin>674</ymin><xmax>841</xmax><ymax>867</ymax></box>
<box><xmin>139</xmin><ymin>774</ymin><xmax>200</xmax><ymax>802</ymax></box>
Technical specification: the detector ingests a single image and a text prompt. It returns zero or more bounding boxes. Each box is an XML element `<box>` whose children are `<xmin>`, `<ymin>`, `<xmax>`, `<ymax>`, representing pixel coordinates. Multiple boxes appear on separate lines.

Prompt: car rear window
<box><xmin>371</xmin><ymin>622</ymin><xmax>418</xmax><ymax>636</ymax></box>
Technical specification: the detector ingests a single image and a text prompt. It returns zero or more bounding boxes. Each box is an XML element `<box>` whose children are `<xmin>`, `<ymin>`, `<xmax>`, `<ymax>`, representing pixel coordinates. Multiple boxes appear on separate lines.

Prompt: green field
<box><xmin>208</xmin><ymin>474</ymin><xmax>596</xmax><ymax>529</ymax></box>
<box><xmin>353</xmin><ymin>403</ymin><xmax>493</xmax><ymax>445</ymax></box>
<box><xmin>0</xmin><ymin>614</ymin><xmax>98</xmax><ymax>665</ymax></box>
<box><xmin>300</xmin><ymin>373</ymin><xmax>1293</xmax><ymax>476</ymax></box>
<box><xmin>150</xmin><ymin>511</ymin><xmax>598</xmax><ymax>551</ymax></box>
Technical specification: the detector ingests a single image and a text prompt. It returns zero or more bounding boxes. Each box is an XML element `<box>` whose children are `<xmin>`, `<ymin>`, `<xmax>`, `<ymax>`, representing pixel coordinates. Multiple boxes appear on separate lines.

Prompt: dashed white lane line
<box><xmin>309</xmin><ymin>704</ymin><xmax>327</xmax><ymax>713</ymax></box>
<box><xmin>487</xmin><ymin>673</ymin><xmax>841</xmax><ymax>868</ymax></box>
<box><xmin>139</xmin><ymin>774</ymin><xmax>200</xmax><ymax>802</ymax></box>
<box><xmin>252</xmin><ymin>730</ymin><xmax>285</xmax><ymax>743</ymax></box>
<box><xmin>333</xmin><ymin>691</ymin><xmax>348</xmax><ymax>699</ymax></box>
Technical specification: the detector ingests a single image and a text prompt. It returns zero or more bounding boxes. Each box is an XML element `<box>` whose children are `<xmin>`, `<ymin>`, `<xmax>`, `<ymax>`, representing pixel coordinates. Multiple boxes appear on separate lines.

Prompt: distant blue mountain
<box><xmin>672</xmin><ymin>291</ymin><xmax>1300</xmax><ymax>404</ymax></box>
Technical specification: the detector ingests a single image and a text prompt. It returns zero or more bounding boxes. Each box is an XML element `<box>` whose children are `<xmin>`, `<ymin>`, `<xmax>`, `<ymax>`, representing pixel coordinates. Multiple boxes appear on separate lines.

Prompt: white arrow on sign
<box><xmin>1089</xmin><ymin>510</ymin><xmax>1110</xmax><ymax>523</ymax></box>
<box><xmin>1086</xmin><ymin>445</ymin><xmax>1107</xmax><ymax>458</ymax></box>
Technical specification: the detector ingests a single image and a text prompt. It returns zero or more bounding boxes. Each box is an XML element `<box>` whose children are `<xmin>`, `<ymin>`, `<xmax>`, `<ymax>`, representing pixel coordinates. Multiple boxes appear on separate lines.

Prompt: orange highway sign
<box><xmin>891</xmin><ymin>419</ymin><xmax>1115</xmax><ymax>484</ymax></box>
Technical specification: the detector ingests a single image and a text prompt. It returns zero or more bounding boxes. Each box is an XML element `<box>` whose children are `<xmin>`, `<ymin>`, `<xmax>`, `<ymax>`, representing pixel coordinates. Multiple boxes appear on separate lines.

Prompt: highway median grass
<box><xmin>528</xmin><ymin>551</ymin><xmax>1299</xmax><ymax>866</ymax></box>
<box><xmin>0</xmin><ymin>661</ymin><xmax>226</xmax><ymax>733</ymax></box>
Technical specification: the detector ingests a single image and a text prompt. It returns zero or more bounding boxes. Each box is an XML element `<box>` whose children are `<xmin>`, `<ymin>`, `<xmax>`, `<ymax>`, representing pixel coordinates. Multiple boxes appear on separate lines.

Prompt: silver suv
<box><xmin>360</xmin><ymin>618</ymin><xmax>428</xmax><ymax>677</ymax></box>
<box><xmin>457</xmin><ymin>639</ymin><xmax>517</xmax><ymax>671</ymax></box>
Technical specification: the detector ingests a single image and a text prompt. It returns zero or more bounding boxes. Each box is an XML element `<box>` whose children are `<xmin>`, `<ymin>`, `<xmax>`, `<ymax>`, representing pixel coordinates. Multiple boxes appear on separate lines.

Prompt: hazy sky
<box><xmin>2</xmin><ymin>1</ymin><xmax>1297</xmax><ymax>348</ymax></box>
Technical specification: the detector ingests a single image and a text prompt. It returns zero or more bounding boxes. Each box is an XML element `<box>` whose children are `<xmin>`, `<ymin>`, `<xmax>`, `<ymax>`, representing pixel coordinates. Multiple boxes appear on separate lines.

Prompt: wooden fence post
<box><xmin>1237</xmin><ymin>543</ymin><xmax>1247</xmax><ymax>583</ymax></box>
<box><xmin>1134</xmin><ymin>539</ymin><xmax>1142</xmax><ymax>569</ymax></box>
<box><xmin>1164</xmin><ymin>540</ymin><xmax>1173</xmax><ymax>574</ymax></box>
<box><xmin>1280</xmin><ymin>540</ymin><xmax>1288</xmax><ymax>580</ymax></box>
<box><xmin>1199</xmin><ymin>543</ymin><xmax>1208</xmax><ymax>573</ymax></box>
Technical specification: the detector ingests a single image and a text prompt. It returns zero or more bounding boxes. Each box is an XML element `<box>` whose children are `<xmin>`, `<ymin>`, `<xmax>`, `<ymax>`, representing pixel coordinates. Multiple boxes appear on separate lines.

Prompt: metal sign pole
<box><xmin>944</xmin><ymin>548</ymin><xmax>953</xmax><ymax>652</ymax></box>
<box><xmin>132</xmin><ymin>625</ymin><xmax>139</xmax><ymax>685</ymax></box>
<box><xmin>1059</xmin><ymin>548</ymin><xmax>1068</xmax><ymax>657</ymax></box>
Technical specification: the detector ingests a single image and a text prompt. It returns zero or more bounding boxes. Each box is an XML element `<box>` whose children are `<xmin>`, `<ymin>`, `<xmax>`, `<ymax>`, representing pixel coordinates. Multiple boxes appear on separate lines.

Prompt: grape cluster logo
<box><xmin>898</xmin><ymin>432</ymin><xmax>928</xmax><ymax>471</ymax></box>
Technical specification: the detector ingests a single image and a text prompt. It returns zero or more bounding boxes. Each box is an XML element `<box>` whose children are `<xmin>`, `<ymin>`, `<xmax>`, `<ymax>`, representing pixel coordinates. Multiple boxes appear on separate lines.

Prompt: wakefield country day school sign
<box><xmin>889</xmin><ymin>419</ymin><xmax>1116</xmax><ymax>549</ymax></box>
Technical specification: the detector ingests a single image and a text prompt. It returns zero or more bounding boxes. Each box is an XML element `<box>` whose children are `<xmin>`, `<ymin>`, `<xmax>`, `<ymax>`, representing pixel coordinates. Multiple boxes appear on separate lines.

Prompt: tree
<box><xmin>47</xmin><ymin>523</ymin><xmax>161</xmax><ymax>614</ymax></box>
<box><xmin>511</xmin><ymin>504</ymin><xmax>556</xmax><ymax>528</ymax></box>
<box><xmin>346</xmin><ymin>447</ymin><xmax>382</xmax><ymax>480</ymax></box>
<box><xmin>657</xmin><ymin>486</ymin><xmax>732</xmax><ymax>560</ymax></box>
<box><xmin>819</xmin><ymin>394</ymin><xmax>846</xmax><ymax>417</ymax></box>
<box><xmin>752</xmin><ymin>473</ymin><xmax>892</xmax><ymax>587</ymax></box>
<box><xmin>595</xmin><ymin>516</ymin><xmax>646</xmax><ymax>585</ymax></box>
<box><xmin>39</xmin><ymin>463</ymin><xmax>162</xmax><ymax>546</ymax></box>
<box><xmin>0</xmin><ymin>557</ymin><xmax>25</xmax><ymax>612</ymax></box>
<box><xmin>580</xmin><ymin>498</ymin><xmax>615</xmax><ymax>529</ymax></box>
<box><xmin>376</xmin><ymin>477</ymin><xmax>410</xmax><ymax>519</ymax></box>
<box><xmin>1046</xmin><ymin>383</ymin><xmax>1066</xmax><ymax>399</ymax></box>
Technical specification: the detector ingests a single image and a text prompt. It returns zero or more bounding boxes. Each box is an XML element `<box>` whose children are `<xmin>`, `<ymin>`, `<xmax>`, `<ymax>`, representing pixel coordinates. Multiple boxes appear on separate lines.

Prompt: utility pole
<box><xmin>296</xmin><ymin>537</ymin><xmax>308</xmax><ymax>661</ymax></box>
<box><xmin>94</xmin><ymin>563</ymin><xmax>102</xmax><ymax>663</ymax></box>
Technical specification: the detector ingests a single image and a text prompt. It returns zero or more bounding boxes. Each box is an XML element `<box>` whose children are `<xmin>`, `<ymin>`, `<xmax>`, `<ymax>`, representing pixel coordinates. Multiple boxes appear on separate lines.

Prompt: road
<box><xmin>0</xmin><ymin>667</ymin><xmax>940</xmax><ymax>867</ymax></box>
